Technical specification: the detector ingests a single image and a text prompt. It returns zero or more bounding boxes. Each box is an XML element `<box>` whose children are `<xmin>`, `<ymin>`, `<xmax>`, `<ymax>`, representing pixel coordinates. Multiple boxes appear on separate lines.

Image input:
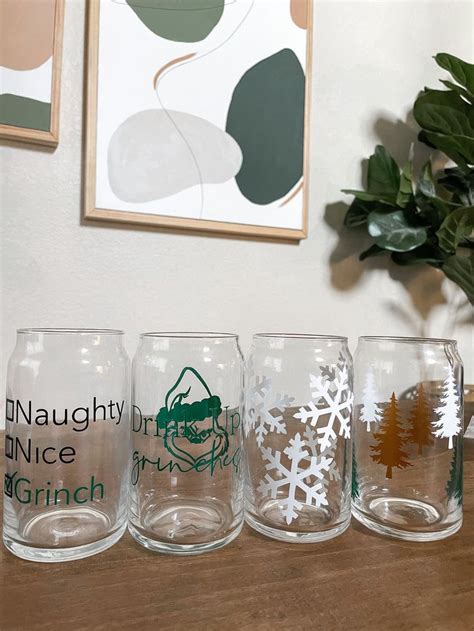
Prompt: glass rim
<box><xmin>359</xmin><ymin>335</ymin><xmax>457</xmax><ymax>345</ymax></box>
<box><xmin>140</xmin><ymin>331</ymin><xmax>238</xmax><ymax>339</ymax></box>
<box><xmin>17</xmin><ymin>328</ymin><xmax>124</xmax><ymax>336</ymax></box>
<box><xmin>254</xmin><ymin>333</ymin><xmax>348</xmax><ymax>342</ymax></box>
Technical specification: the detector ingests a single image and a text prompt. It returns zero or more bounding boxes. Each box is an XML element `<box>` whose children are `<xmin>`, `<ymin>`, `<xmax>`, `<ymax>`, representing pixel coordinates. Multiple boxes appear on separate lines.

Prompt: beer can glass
<box><xmin>129</xmin><ymin>333</ymin><xmax>244</xmax><ymax>554</ymax></box>
<box><xmin>244</xmin><ymin>334</ymin><xmax>353</xmax><ymax>542</ymax></box>
<box><xmin>3</xmin><ymin>328</ymin><xmax>130</xmax><ymax>562</ymax></box>
<box><xmin>352</xmin><ymin>336</ymin><xmax>463</xmax><ymax>541</ymax></box>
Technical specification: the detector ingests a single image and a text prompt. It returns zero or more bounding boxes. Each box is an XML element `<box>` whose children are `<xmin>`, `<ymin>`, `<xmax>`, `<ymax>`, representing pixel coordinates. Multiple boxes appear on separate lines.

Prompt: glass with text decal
<box><xmin>244</xmin><ymin>334</ymin><xmax>353</xmax><ymax>543</ymax></box>
<box><xmin>129</xmin><ymin>333</ymin><xmax>244</xmax><ymax>554</ymax></box>
<box><xmin>3</xmin><ymin>329</ymin><xmax>130</xmax><ymax>562</ymax></box>
<box><xmin>352</xmin><ymin>336</ymin><xmax>463</xmax><ymax>541</ymax></box>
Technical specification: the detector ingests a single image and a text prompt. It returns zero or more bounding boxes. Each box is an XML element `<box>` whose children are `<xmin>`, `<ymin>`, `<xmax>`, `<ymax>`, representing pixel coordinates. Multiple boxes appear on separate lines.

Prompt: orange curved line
<box><xmin>279</xmin><ymin>180</ymin><xmax>304</xmax><ymax>207</ymax></box>
<box><xmin>153</xmin><ymin>53</ymin><xmax>197</xmax><ymax>89</ymax></box>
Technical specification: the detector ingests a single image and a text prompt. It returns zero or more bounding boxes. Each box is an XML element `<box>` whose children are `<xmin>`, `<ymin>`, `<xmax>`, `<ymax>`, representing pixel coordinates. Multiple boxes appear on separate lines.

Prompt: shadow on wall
<box><xmin>324</xmin><ymin>112</ymin><xmax>472</xmax><ymax>338</ymax></box>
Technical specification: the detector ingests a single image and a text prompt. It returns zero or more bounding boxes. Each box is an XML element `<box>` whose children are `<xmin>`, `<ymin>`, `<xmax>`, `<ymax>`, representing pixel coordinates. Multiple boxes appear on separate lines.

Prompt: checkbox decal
<box><xmin>4</xmin><ymin>473</ymin><xmax>14</xmax><ymax>498</ymax></box>
<box><xmin>5</xmin><ymin>435</ymin><xmax>13</xmax><ymax>460</ymax></box>
<box><xmin>6</xmin><ymin>399</ymin><xmax>14</xmax><ymax>423</ymax></box>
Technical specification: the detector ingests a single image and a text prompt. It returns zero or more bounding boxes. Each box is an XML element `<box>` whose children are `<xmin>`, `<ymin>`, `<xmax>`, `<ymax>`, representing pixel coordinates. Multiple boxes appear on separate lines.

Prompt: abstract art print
<box><xmin>85</xmin><ymin>0</ymin><xmax>313</xmax><ymax>239</ymax></box>
<box><xmin>0</xmin><ymin>0</ymin><xmax>64</xmax><ymax>146</ymax></box>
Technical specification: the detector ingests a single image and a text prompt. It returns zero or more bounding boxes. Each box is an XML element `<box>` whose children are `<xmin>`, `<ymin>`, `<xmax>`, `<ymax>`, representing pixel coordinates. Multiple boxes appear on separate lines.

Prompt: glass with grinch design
<box><xmin>3</xmin><ymin>329</ymin><xmax>130</xmax><ymax>562</ymax></box>
<box><xmin>352</xmin><ymin>336</ymin><xmax>463</xmax><ymax>541</ymax></box>
<box><xmin>244</xmin><ymin>334</ymin><xmax>353</xmax><ymax>543</ymax></box>
<box><xmin>129</xmin><ymin>333</ymin><xmax>244</xmax><ymax>554</ymax></box>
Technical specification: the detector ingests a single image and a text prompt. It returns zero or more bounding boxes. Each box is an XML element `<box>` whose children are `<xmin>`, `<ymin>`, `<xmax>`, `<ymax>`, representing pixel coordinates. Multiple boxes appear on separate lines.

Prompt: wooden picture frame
<box><xmin>85</xmin><ymin>0</ymin><xmax>313</xmax><ymax>240</ymax></box>
<box><xmin>0</xmin><ymin>0</ymin><xmax>64</xmax><ymax>147</ymax></box>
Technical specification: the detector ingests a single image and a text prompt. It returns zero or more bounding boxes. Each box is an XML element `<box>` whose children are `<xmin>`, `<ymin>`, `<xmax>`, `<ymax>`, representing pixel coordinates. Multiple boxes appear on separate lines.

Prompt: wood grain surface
<box><xmin>1</xmin><ymin>435</ymin><xmax>473</xmax><ymax>631</ymax></box>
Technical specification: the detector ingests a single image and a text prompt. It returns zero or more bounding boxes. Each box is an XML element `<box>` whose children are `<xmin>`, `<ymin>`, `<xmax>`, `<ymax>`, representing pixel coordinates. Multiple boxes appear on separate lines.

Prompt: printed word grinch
<box><xmin>4</xmin><ymin>471</ymin><xmax>105</xmax><ymax>507</ymax></box>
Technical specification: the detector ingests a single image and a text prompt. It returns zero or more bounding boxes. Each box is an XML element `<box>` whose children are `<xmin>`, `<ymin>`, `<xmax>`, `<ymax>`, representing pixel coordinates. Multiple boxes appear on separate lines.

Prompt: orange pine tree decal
<box><xmin>407</xmin><ymin>384</ymin><xmax>433</xmax><ymax>454</ymax></box>
<box><xmin>371</xmin><ymin>392</ymin><xmax>411</xmax><ymax>479</ymax></box>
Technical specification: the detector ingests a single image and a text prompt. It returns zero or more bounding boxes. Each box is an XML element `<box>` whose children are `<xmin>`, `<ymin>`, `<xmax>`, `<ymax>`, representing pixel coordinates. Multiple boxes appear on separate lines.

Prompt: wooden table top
<box><xmin>1</xmin><ymin>436</ymin><xmax>473</xmax><ymax>631</ymax></box>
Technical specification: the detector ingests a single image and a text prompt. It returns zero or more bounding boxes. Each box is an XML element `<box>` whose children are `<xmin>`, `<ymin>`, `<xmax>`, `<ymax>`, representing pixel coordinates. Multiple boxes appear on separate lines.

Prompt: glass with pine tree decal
<box><xmin>352</xmin><ymin>336</ymin><xmax>463</xmax><ymax>541</ymax></box>
<box><xmin>129</xmin><ymin>333</ymin><xmax>244</xmax><ymax>554</ymax></box>
<box><xmin>244</xmin><ymin>334</ymin><xmax>353</xmax><ymax>542</ymax></box>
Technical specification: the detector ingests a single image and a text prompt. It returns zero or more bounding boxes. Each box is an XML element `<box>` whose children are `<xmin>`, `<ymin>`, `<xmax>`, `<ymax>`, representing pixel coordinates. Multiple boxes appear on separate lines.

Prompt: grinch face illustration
<box><xmin>156</xmin><ymin>367</ymin><xmax>229</xmax><ymax>469</ymax></box>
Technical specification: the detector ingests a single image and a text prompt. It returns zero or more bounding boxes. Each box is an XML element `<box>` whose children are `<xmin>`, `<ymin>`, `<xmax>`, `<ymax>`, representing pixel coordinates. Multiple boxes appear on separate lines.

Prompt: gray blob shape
<box><xmin>108</xmin><ymin>109</ymin><xmax>243</xmax><ymax>203</ymax></box>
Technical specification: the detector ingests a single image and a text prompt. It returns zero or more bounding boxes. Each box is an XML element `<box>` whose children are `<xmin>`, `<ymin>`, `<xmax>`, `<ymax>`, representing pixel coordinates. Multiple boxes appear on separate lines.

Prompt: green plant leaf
<box><xmin>414</xmin><ymin>89</ymin><xmax>474</xmax><ymax>139</ymax></box>
<box><xmin>368</xmin><ymin>210</ymin><xmax>428</xmax><ymax>251</ymax></box>
<box><xmin>418</xmin><ymin>161</ymin><xmax>437</xmax><ymax>197</ymax></box>
<box><xmin>418</xmin><ymin>130</ymin><xmax>437</xmax><ymax>149</ymax></box>
<box><xmin>442</xmin><ymin>252</ymin><xmax>474</xmax><ymax>304</ymax></box>
<box><xmin>435</xmin><ymin>53</ymin><xmax>474</xmax><ymax>96</ymax></box>
<box><xmin>359</xmin><ymin>244</ymin><xmax>385</xmax><ymax>261</ymax></box>
<box><xmin>436</xmin><ymin>206</ymin><xmax>474</xmax><ymax>253</ymax></box>
<box><xmin>341</xmin><ymin>189</ymin><xmax>396</xmax><ymax>204</ymax></box>
<box><xmin>343</xmin><ymin>198</ymin><xmax>375</xmax><ymax>227</ymax></box>
<box><xmin>422</xmin><ymin>130</ymin><xmax>473</xmax><ymax>169</ymax></box>
<box><xmin>396</xmin><ymin>160</ymin><xmax>414</xmax><ymax>207</ymax></box>
<box><xmin>438</xmin><ymin>167</ymin><xmax>474</xmax><ymax>205</ymax></box>
<box><xmin>367</xmin><ymin>145</ymin><xmax>400</xmax><ymax>200</ymax></box>
<box><xmin>415</xmin><ymin>194</ymin><xmax>453</xmax><ymax>229</ymax></box>
<box><xmin>440</xmin><ymin>80</ymin><xmax>474</xmax><ymax>105</ymax></box>
<box><xmin>416</xmin><ymin>161</ymin><xmax>459</xmax><ymax>227</ymax></box>
<box><xmin>391</xmin><ymin>243</ymin><xmax>449</xmax><ymax>266</ymax></box>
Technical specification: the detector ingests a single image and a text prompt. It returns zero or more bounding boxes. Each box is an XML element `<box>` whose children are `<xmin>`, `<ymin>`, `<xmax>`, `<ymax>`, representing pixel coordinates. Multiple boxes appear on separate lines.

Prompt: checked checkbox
<box><xmin>4</xmin><ymin>473</ymin><xmax>15</xmax><ymax>498</ymax></box>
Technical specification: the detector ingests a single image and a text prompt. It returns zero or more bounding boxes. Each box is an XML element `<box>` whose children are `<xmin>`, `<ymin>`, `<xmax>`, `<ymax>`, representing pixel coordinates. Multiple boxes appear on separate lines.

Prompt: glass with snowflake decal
<box><xmin>244</xmin><ymin>334</ymin><xmax>353</xmax><ymax>543</ymax></box>
<box><xmin>129</xmin><ymin>333</ymin><xmax>244</xmax><ymax>554</ymax></box>
<box><xmin>352</xmin><ymin>336</ymin><xmax>464</xmax><ymax>542</ymax></box>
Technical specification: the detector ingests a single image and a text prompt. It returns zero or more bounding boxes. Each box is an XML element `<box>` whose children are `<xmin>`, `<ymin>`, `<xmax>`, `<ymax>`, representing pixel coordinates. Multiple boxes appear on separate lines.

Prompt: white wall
<box><xmin>1</xmin><ymin>0</ymin><xmax>473</xmax><ymax>426</ymax></box>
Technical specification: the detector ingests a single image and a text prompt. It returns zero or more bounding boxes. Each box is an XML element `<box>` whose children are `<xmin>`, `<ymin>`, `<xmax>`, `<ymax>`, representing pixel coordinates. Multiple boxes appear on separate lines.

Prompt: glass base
<box><xmin>128</xmin><ymin>521</ymin><xmax>242</xmax><ymax>555</ymax></box>
<box><xmin>245</xmin><ymin>511</ymin><xmax>351</xmax><ymax>543</ymax></box>
<box><xmin>352</xmin><ymin>499</ymin><xmax>463</xmax><ymax>542</ymax></box>
<box><xmin>3</xmin><ymin>522</ymin><xmax>126</xmax><ymax>563</ymax></box>
<box><xmin>129</xmin><ymin>497</ymin><xmax>242</xmax><ymax>554</ymax></box>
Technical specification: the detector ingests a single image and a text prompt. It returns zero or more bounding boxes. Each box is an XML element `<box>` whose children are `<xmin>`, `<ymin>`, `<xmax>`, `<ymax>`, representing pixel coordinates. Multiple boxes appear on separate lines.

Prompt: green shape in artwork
<box><xmin>126</xmin><ymin>0</ymin><xmax>225</xmax><ymax>42</ymax></box>
<box><xmin>0</xmin><ymin>94</ymin><xmax>51</xmax><ymax>132</ymax></box>
<box><xmin>226</xmin><ymin>49</ymin><xmax>305</xmax><ymax>206</ymax></box>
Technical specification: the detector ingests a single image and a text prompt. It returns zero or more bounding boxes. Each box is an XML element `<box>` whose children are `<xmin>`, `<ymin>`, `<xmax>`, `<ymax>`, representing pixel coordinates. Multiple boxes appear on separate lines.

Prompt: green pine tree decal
<box><xmin>446</xmin><ymin>437</ymin><xmax>463</xmax><ymax>505</ymax></box>
<box><xmin>351</xmin><ymin>447</ymin><xmax>360</xmax><ymax>499</ymax></box>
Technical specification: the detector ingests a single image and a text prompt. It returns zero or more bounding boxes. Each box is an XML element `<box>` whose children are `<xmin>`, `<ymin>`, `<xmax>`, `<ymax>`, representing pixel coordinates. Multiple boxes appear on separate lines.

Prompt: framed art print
<box><xmin>0</xmin><ymin>0</ymin><xmax>64</xmax><ymax>147</ymax></box>
<box><xmin>85</xmin><ymin>0</ymin><xmax>313</xmax><ymax>239</ymax></box>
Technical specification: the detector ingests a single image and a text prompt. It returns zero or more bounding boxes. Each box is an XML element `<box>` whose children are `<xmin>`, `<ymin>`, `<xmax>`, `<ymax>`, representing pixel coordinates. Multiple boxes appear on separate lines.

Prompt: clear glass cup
<box><xmin>3</xmin><ymin>328</ymin><xmax>130</xmax><ymax>562</ymax></box>
<box><xmin>244</xmin><ymin>334</ymin><xmax>353</xmax><ymax>542</ymax></box>
<box><xmin>352</xmin><ymin>336</ymin><xmax>464</xmax><ymax>541</ymax></box>
<box><xmin>129</xmin><ymin>332</ymin><xmax>244</xmax><ymax>554</ymax></box>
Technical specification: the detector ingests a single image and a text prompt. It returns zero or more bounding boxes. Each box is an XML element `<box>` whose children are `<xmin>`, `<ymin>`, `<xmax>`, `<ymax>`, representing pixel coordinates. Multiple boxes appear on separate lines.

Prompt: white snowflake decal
<box><xmin>258</xmin><ymin>433</ymin><xmax>332</xmax><ymax>524</ymax></box>
<box><xmin>247</xmin><ymin>375</ymin><xmax>294</xmax><ymax>447</ymax></box>
<box><xmin>294</xmin><ymin>354</ymin><xmax>353</xmax><ymax>450</ymax></box>
<box><xmin>301</xmin><ymin>425</ymin><xmax>340</xmax><ymax>490</ymax></box>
